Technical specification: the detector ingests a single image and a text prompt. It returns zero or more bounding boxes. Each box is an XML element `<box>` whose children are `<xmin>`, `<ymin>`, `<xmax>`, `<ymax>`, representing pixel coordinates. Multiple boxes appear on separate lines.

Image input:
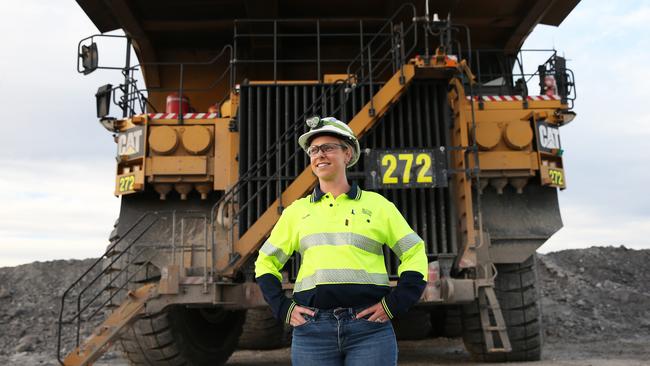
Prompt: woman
<box><xmin>255</xmin><ymin>116</ymin><xmax>428</xmax><ymax>366</ymax></box>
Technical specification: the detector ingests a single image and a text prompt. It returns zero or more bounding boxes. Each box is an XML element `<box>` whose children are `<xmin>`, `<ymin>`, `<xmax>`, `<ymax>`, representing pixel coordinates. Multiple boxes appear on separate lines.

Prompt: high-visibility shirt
<box><xmin>255</xmin><ymin>183</ymin><xmax>428</xmax><ymax>324</ymax></box>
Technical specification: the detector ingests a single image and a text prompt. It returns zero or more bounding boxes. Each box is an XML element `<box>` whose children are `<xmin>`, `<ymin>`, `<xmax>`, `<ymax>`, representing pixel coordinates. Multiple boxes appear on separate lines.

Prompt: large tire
<box><xmin>461</xmin><ymin>255</ymin><xmax>542</xmax><ymax>362</ymax></box>
<box><xmin>238</xmin><ymin>308</ymin><xmax>291</xmax><ymax>350</ymax></box>
<box><xmin>120</xmin><ymin>306</ymin><xmax>245</xmax><ymax>366</ymax></box>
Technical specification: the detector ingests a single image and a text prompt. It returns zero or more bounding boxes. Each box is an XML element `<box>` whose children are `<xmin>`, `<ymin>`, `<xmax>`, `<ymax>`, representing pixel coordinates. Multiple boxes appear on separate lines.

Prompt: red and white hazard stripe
<box><xmin>530</xmin><ymin>95</ymin><xmax>561</xmax><ymax>101</ymax></box>
<box><xmin>148</xmin><ymin>113</ymin><xmax>220</xmax><ymax>119</ymax></box>
<box><xmin>466</xmin><ymin>95</ymin><xmax>561</xmax><ymax>102</ymax></box>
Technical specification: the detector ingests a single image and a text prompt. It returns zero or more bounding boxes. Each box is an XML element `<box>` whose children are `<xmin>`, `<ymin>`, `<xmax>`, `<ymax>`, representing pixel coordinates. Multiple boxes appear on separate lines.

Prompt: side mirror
<box><xmin>96</xmin><ymin>84</ymin><xmax>113</xmax><ymax>118</ymax></box>
<box><xmin>553</xmin><ymin>56</ymin><xmax>569</xmax><ymax>102</ymax></box>
<box><xmin>80</xmin><ymin>43</ymin><xmax>98</xmax><ymax>75</ymax></box>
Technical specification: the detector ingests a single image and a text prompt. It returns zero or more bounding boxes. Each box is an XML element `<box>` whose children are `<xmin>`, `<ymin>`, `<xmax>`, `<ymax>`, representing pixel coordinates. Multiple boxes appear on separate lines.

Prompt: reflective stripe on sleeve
<box><xmin>260</xmin><ymin>240</ymin><xmax>290</xmax><ymax>265</ymax></box>
<box><xmin>285</xmin><ymin>301</ymin><xmax>296</xmax><ymax>325</ymax></box>
<box><xmin>381</xmin><ymin>297</ymin><xmax>394</xmax><ymax>319</ymax></box>
<box><xmin>294</xmin><ymin>269</ymin><xmax>389</xmax><ymax>292</ymax></box>
<box><xmin>299</xmin><ymin>232</ymin><xmax>383</xmax><ymax>256</ymax></box>
<box><xmin>392</xmin><ymin>232</ymin><xmax>423</xmax><ymax>258</ymax></box>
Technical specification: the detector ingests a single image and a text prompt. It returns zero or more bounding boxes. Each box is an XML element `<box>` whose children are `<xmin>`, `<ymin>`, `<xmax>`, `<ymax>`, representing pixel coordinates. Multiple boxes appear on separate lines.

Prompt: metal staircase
<box><xmin>57</xmin><ymin>211</ymin><xmax>210</xmax><ymax>366</ymax></box>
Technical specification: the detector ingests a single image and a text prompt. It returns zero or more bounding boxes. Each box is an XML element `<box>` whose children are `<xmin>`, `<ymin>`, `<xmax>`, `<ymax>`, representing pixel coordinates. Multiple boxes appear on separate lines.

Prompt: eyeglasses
<box><xmin>306</xmin><ymin>143</ymin><xmax>347</xmax><ymax>157</ymax></box>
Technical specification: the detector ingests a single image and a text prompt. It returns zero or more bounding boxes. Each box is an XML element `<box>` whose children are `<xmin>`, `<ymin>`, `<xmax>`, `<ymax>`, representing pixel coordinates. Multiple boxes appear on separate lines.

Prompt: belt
<box><xmin>303</xmin><ymin>305</ymin><xmax>371</xmax><ymax>321</ymax></box>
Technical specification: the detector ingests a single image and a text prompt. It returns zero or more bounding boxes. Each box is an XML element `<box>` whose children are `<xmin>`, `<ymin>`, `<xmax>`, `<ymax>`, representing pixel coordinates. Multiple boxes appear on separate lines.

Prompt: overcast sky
<box><xmin>0</xmin><ymin>0</ymin><xmax>649</xmax><ymax>267</ymax></box>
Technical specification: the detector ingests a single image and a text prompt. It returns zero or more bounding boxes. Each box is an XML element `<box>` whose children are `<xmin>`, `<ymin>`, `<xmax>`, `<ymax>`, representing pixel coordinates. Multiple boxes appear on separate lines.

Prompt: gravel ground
<box><xmin>1</xmin><ymin>246</ymin><xmax>649</xmax><ymax>365</ymax></box>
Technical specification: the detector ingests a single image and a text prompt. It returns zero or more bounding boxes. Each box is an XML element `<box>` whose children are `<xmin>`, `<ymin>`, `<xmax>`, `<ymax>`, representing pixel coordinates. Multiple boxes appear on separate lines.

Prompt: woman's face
<box><xmin>308</xmin><ymin>135</ymin><xmax>352</xmax><ymax>182</ymax></box>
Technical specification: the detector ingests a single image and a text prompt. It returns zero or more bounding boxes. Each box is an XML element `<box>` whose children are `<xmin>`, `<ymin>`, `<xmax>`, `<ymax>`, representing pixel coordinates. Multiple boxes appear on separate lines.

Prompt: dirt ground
<box><xmin>4</xmin><ymin>337</ymin><xmax>649</xmax><ymax>365</ymax></box>
<box><xmin>1</xmin><ymin>246</ymin><xmax>649</xmax><ymax>365</ymax></box>
<box><xmin>223</xmin><ymin>337</ymin><xmax>650</xmax><ymax>366</ymax></box>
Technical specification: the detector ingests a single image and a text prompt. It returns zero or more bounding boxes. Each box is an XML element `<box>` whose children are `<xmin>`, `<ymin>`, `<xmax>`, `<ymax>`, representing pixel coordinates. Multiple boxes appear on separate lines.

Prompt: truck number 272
<box><xmin>548</xmin><ymin>169</ymin><xmax>564</xmax><ymax>186</ymax></box>
<box><xmin>118</xmin><ymin>175</ymin><xmax>135</xmax><ymax>192</ymax></box>
<box><xmin>381</xmin><ymin>153</ymin><xmax>433</xmax><ymax>184</ymax></box>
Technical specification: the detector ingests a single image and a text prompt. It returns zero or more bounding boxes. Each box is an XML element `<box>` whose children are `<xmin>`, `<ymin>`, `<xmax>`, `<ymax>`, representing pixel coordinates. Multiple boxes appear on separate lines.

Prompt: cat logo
<box><xmin>536</xmin><ymin>121</ymin><xmax>561</xmax><ymax>153</ymax></box>
<box><xmin>117</xmin><ymin>126</ymin><xmax>145</xmax><ymax>160</ymax></box>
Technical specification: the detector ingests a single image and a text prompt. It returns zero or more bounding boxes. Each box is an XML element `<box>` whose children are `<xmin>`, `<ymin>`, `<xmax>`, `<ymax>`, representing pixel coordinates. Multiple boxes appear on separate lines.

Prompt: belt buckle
<box><xmin>332</xmin><ymin>307</ymin><xmax>351</xmax><ymax>319</ymax></box>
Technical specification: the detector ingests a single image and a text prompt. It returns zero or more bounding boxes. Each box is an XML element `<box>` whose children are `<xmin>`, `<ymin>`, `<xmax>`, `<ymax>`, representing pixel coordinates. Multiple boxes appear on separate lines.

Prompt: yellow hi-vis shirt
<box><xmin>255</xmin><ymin>184</ymin><xmax>428</xmax><ymax>324</ymax></box>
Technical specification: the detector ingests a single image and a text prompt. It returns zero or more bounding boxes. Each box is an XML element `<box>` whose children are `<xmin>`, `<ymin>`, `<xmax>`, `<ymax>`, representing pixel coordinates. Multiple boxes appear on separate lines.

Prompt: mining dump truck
<box><xmin>57</xmin><ymin>0</ymin><xmax>579</xmax><ymax>365</ymax></box>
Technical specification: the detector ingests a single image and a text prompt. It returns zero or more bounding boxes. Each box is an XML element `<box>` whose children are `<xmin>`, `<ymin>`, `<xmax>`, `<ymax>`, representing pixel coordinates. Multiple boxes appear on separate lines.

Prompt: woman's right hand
<box><xmin>289</xmin><ymin>305</ymin><xmax>316</xmax><ymax>326</ymax></box>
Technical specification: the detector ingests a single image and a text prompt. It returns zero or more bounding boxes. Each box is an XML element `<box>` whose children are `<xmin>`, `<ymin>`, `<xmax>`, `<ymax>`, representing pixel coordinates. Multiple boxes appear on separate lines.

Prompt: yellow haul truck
<box><xmin>58</xmin><ymin>1</ymin><xmax>579</xmax><ymax>365</ymax></box>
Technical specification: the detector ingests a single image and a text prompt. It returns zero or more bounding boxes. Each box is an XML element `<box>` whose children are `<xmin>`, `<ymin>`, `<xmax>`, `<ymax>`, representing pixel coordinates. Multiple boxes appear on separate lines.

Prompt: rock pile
<box><xmin>537</xmin><ymin>246</ymin><xmax>650</xmax><ymax>342</ymax></box>
<box><xmin>0</xmin><ymin>258</ymin><xmax>104</xmax><ymax>362</ymax></box>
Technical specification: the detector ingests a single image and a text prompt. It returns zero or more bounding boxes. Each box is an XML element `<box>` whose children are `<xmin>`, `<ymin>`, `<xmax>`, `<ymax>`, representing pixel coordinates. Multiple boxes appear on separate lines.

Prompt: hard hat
<box><xmin>298</xmin><ymin>116</ymin><xmax>360</xmax><ymax>167</ymax></box>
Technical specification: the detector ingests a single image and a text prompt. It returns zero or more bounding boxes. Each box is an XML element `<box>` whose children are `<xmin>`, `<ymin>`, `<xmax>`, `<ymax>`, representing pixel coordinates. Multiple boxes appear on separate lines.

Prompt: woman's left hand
<box><xmin>356</xmin><ymin>302</ymin><xmax>389</xmax><ymax>323</ymax></box>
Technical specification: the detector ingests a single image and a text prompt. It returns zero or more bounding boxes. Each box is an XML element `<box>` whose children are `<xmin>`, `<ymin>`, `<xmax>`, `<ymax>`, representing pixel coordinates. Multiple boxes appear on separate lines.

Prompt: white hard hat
<box><xmin>298</xmin><ymin>116</ymin><xmax>361</xmax><ymax>167</ymax></box>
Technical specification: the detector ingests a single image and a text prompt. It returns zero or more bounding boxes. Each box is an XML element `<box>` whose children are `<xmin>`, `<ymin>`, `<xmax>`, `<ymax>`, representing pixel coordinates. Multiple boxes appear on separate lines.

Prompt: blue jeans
<box><xmin>291</xmin><ymin>307</ymin><xmax>398</xmax><ymax>366</ymax></box>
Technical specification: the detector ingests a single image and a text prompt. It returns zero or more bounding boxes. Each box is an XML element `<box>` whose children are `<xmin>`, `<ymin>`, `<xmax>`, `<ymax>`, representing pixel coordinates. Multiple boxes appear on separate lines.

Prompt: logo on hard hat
<box><xmin>306</xmin><ymin>116</ymin><xmax>322</xmax><ymax>129</ymax></box>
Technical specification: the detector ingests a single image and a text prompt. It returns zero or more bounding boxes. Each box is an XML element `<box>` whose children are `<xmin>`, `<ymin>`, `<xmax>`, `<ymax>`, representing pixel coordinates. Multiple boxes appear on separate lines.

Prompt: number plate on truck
<box><xmin>114</xmin><ymin>170</ymin><xmax>144</xmax><ymax>195</ymax></box>
<box><xmin>117</xmin><ymin>174</ymin><xmax>136</xmax><ymax>193</ymax></box>
<box><xmin>540</xmin><ymin>165</ymin><xmax>566</xmax><ymax>189</ymax></box>
<box><xmin>365</xmin><ymin>149</ymin><xmax>448</xmax><ymax>189</ymax></box>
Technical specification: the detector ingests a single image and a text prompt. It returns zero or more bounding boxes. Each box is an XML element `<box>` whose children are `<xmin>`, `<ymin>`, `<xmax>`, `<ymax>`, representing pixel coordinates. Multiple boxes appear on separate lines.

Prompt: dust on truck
<box><xmin>58</xmin><ymin>0</ymin><xmax>579</xmax><ymax>365</ymax></box>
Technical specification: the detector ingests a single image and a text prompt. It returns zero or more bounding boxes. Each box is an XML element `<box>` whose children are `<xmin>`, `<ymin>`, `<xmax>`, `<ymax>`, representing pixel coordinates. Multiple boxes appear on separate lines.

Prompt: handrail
<box><xmin>220</xmin><ymin>3</ymin><xmax>417</xmax><ymax>199</ymax></box>
<box><xmin>222</xmin><ymin>3</ymin><xmax>418</xmax><ymax>208</ymax></box>
<box><xmin>468</xmin><ymin>48</ymin><xmax>576</xmax><ymax>108</ymax></box>
<box><xmin>132</xmin><ymin>45</ymin><xmax>234</xmax><ymax>123</ymax></box>
<box><xmin>96</xmin><ymin>44</ymin><xmax>234</xmax><ymax>119</ymax></box>
<box><xmin>56</xmin><ymin>211</ymin><xmax>160</xmax><ymax>364</ymax></box>
<box><xmin>212</xmin><ymin>8</ymin><xmax>416</xmax><ymax>213</ymax></box>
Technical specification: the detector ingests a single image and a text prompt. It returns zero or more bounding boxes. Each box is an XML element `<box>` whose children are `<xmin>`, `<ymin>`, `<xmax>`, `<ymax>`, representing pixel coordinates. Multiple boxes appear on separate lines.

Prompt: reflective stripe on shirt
<box><xmin>294</xmin><ymin>268</ymin><xmax>389</xmax><ymax>292</ymax></box>
<box><xmin>392</xmin><ymin>232</ymin><xmax>423</xmax><ymax>258</ymax></box>
<box><xmin>260</xmin><ymin>240</ymin><xmax>290</xmax><ymax>265</ymax></box>
<box><xmin>299</xmin><ymin>232</ymin><xmax>384</xmax><ymax>256</ymax></box>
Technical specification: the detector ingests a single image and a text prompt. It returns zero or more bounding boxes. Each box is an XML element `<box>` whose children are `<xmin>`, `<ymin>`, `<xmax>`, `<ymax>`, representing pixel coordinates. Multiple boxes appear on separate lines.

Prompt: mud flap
<box><xmin>479</xmin><ymin>184</ymin><xmax>562</xmax><ymax>263</ymax></box>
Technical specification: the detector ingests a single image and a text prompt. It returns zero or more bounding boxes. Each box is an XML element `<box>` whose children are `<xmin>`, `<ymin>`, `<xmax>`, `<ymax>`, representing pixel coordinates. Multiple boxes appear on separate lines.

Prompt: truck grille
<box><xmin>238</xmin><ymin>80</ymin><xmax>457</xmax><ymax>280</ymax></box>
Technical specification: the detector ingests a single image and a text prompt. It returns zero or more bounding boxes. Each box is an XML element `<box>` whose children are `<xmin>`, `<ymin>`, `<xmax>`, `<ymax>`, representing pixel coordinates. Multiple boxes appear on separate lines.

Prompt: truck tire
<box><xmin>120</xmin><ymin>306</ymin><xmax>245</xmax><ymax>366</ymax></box>
<box><xmin>461</xmin><ymin>255</ymin><xmax>542</xmax><ymax>362</ymax></box>
<box><xmin>238</xmin><ymin>308</ymin><xmax>291</xmax><ymax>349</ymax></box>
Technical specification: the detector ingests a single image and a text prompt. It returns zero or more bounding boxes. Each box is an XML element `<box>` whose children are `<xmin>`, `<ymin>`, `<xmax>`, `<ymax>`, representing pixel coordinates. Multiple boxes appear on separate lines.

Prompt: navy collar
<box><xmin>311</xmin><ymin>182</ymin><xmax>361</xmax><ymax>202</ymax></box>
